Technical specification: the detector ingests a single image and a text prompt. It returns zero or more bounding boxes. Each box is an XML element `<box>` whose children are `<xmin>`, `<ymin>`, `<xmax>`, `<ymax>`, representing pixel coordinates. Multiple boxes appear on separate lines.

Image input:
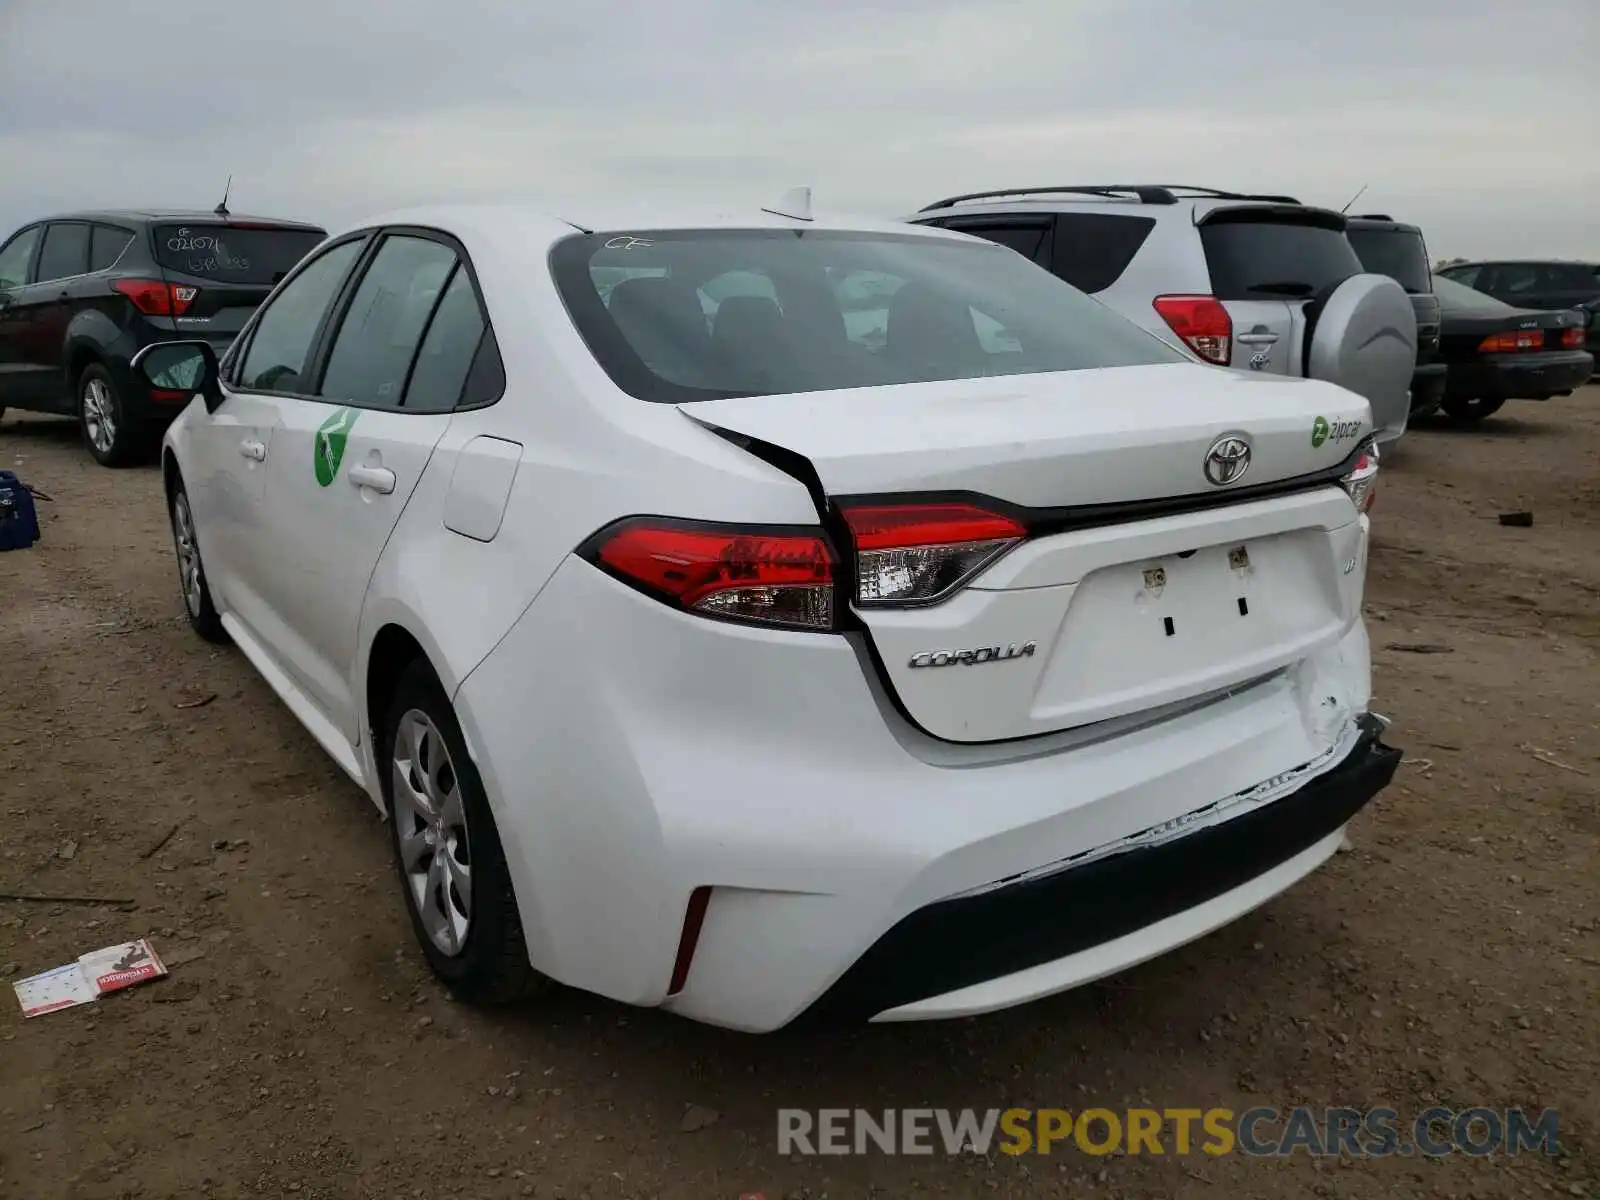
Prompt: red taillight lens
<box><xmin>1477</xmin><ymin>329</ymin><xmax>1543</xmax><ymax>354</ymax></box>
<box><xmin>584</xmin><ymin>519</ymin><xmax>836</xmax><ymax>630</ymax></box>
<box><xmin>1152</xmin><ymin>295</ymin><xmax>1232</xmax><ymax>365</ymax></box>
<box><xmin>1559</xmin><ymin>327</ymin><xmax>1584</xmax><ymax>348</ymax></box>
<box><xmin>114</xmin><ymin>279</ymin><xmax>197</xmax><ymax>317</ymax></box>
<box><xmin>840</xmin><ymin>502</ymin><xmax>1025</xmax><ymax>606</ymax></box>
<box><xmin>1340</xmin><ymin>440</ymin><xmax>1379</xmax><ymax>515</ymax></box>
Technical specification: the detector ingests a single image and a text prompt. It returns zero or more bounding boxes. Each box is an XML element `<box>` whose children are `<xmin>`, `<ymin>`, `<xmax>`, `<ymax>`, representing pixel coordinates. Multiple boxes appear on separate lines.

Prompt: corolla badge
<box><xmin>1203</xmin><ymin>435</ymin><xmax>1252</xmax><ymax>487</ymax></box>
<box><xmin>908</xmin><ymin>642</ymin><xmax>1037</xmax><ymax>669</ymax></box>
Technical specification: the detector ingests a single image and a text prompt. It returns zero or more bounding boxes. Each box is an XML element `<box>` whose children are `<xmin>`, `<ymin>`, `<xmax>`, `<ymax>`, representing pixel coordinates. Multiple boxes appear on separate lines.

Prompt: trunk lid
<box><xmin>682</xmin><ymin>363</ymin><xmax>1372</xmax><ymax>742</ymax></box>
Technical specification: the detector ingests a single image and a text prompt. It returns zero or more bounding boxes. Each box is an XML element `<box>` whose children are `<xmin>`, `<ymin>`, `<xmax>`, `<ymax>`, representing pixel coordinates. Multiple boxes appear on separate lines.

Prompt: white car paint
<box><xmin>162</xmin><ymin>201</ymin><xmax>1397</xmax><ymax>1032</ymax></box>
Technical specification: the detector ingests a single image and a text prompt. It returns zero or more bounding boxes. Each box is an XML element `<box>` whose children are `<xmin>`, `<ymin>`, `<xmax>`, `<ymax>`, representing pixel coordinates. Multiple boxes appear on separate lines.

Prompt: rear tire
<box><xmin>1442</xmin><ymin>395</ymin><xmax>1506</xmax><ymax>422</ymax></box>
<box><xmin>77</xmin><ymin>363</ymin><xmax>147</xmax><ymax>467</ymax></box>
<box><xmin>381</xmin><ymin>660</ymin><xmax>547</xmax><ymax>1006</ymax></box>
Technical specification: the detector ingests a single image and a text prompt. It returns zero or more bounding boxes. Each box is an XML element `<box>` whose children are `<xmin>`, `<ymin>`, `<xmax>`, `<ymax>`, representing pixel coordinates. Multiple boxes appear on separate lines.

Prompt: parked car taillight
<box><xmin>1477</xmin><ymin>329</ymin><xmax>1543</xmax><ymax>353</ymax></box>
<box><xmin>1559</xmin><ymin>327</ymin><xmax>1585</xmax><ymax>348</ymax></box>
<box><xmin>840</xmin><ymin>502</ymin><xmax>1025</xmax><ymax>606</ymax></box>
<box><xmin>114</xmin><ymin>279</ymin><xmax>198</xmax><ymax>317</ymax></box>
<box><xmin>1152</xmin><ymin>295</ymin><xmax>1233</xmax><ymax>365</ymax></box>
<box><xmin>580</xmin><ymin>518</ymin><xmax>836</xmax><ymax>631</ymax></box>
<box><xmin>1340</xmin><ymin>441</ymin><xmax>1379</xmax><ymax>514</ymax></box>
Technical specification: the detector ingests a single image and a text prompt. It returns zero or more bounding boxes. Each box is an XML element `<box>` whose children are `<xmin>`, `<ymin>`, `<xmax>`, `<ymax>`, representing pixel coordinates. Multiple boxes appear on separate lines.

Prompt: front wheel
<box><xmin>1441</xmin><ymin>395</ymin><xmax>1506</xmax><ymax>423</ymax></box>
<box><xmin>383</xmin><ymin>660</ymin><xmax>547</xmax><ymax>1005</ymax></box>
<box><xmin>78</xmin><ymin>364</ymin><xmax>147</xmax><ymax>466</ymax></box>
<box><xmin>168</xmin><ymin>479</ymin><xmax>228</xmax><ymax>644</ymax></box>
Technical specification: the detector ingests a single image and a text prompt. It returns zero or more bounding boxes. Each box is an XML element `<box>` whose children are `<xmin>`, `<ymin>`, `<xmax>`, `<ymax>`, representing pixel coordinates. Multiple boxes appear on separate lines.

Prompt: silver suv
<box><xmin>907</xmin><ymin>185</ymin><xmax>1417</xmax><ymax>443</ymax></box>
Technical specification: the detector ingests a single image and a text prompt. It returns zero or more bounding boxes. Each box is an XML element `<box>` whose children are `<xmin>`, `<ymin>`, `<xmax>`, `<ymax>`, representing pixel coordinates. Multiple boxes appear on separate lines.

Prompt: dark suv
<box><xmin>0</xmin><ymin>209</ymin><xmax>325</xmax><ymax>465</ymax></box>
<box><xmin>1344</xmin><ymin>215</ymin><xmax>1446</xmax><ymax>417</ymax></box>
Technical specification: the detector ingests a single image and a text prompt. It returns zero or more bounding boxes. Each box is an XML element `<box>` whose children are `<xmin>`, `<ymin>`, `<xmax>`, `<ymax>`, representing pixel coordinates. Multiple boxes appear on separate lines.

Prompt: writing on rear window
<box><xmin>153</xmin><ymin>224</ymin><xmax>324</xmax><ymax>286</ymax></box>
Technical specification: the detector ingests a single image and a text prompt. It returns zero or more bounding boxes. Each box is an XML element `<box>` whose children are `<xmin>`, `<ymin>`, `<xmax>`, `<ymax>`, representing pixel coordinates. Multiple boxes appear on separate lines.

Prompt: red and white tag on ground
<box><xmin>11</xmin><ymin>939</ymin><xmax>167</xmax><ymax>1018</ymax></box>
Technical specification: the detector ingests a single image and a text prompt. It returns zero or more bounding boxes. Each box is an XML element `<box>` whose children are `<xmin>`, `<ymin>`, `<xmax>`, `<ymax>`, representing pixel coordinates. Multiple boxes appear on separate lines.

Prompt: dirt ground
<box><xmin>1</xmin><ymin>391</ymin><xmax>1596</xmax><ymax>1200</ymax></box>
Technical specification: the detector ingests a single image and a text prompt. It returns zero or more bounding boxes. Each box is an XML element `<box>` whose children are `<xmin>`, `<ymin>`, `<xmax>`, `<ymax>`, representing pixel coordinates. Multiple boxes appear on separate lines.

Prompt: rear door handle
<box><xmin>239</xmin><ymin>439</ymin><xmax>267</xmax><ymax>462</ymax></box>
<box><xmin>1236</xmin><ymin>332</ymin><xmax>1280</xmax><ymax>345</ymax></box>
<box><xmin>348</xmin><ymin>465</ymin><xmax>396</xmax><ymax>495</ymax></box>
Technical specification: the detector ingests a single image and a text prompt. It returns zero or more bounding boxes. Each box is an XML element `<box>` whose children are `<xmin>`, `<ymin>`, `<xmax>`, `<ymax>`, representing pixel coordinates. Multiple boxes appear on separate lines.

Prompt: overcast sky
<box><xmin>1</xmin><ymin>0</ymin><xmax>1595</xmax><ymax>260</ymax></box>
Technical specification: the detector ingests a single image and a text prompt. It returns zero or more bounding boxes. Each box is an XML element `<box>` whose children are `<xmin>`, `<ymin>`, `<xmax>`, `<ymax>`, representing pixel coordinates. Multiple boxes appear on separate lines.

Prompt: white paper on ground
<box><xmin>12</xmin><ymin>939</ymin><xmax>167</xmax><ymax>1018</ymax></box>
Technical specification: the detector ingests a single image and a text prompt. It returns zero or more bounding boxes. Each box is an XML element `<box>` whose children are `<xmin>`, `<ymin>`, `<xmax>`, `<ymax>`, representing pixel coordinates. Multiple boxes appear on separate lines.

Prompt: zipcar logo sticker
<box><xmin>314</xmin><ymin>407</ymin><xmax>359</xmax><ymax>487</ymax></box>
<box><xmin>908</xmin><ymin>642</ymin><xmax>1037</xmax><ymax>669</ymax></box>
<box><xmin>1311</xmin><ymin>415</ymin><xmax>1362</xmax><ymax>449</ymax></box>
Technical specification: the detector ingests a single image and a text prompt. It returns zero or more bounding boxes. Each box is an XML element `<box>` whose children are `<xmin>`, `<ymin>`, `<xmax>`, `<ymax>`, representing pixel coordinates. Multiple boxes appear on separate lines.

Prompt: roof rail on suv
<box><xmin>917</xmin><ymin>184</ymin><xmax>1303</xmax><ymax>212</ymax></box>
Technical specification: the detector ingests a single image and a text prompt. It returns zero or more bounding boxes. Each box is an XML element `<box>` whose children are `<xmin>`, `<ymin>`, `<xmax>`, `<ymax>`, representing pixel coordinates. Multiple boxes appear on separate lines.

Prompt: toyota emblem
<box><xmin>1204</xmin><ymin>436</ymin><xmax>1252</xmax><ymax>487</ymax></box>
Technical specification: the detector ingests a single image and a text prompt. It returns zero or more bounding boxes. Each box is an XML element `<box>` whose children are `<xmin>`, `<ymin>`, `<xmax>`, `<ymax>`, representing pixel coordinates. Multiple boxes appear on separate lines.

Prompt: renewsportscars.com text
<box><xmin>777</xmin><ymin>1106</ymin><xmax>1559</xmax><ymax>1158</ymax></box>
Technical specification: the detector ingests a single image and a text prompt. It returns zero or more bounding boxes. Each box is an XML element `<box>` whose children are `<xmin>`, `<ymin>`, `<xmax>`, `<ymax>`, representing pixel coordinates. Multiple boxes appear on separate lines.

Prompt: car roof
<box><xmin>330</xmin><ymin>201</ymin><xmax>967</xmax><ymax>247</ymax></box>
<box><xmin>1344</xmin><ymin>215</ymin><xmax>1423</xmax><ymax>234</ymax></box>
<box><xmin>23</xmin><ymin>209</ymin><xmax>325</xmax><ymax>231</ymax></box>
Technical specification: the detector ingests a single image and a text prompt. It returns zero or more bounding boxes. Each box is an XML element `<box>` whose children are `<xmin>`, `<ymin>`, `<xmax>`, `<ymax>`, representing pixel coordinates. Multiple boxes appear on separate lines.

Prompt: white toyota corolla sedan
<box><xmin>137</xmin><ymin>194</ymin><xmax>1400</xmax><ymax>1032</ymax></box>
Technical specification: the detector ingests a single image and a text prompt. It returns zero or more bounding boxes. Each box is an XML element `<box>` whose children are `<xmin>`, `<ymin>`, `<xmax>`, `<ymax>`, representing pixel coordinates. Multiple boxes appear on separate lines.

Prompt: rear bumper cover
<box><xmin>796</xmin><ymin>714</ymin><xmax>1399</xmax><ymax>1026</ymax></box>
<box><xmin>1446</xmin><ymin>351</ymin><xmax>1595</xmax><ymax>400</ymax></box>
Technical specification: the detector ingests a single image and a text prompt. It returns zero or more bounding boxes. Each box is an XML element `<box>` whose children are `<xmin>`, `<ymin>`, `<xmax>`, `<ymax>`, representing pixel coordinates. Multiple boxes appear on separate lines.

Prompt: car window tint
<box><xmin>35</xmin><ymin>223</ymin><xmax>91</xmax><ymax>283</ymax></box>
<box><xmin>0</xmin><ymin>227</ymin><xmax>40</xmax><ymax>289</ymax></box>
<box><xmin>1049</xmin><ymin>214</ymin><xmax>1156</xmax><ymax>292</ymax></box>
<box><xmin>1492</xmin><ymin>264</ymin><xmax>1541</xmax><ymax>295</ymax></box>
<box><xmin>1346</xmin><ymin>227</ymin><xmax>1431</xmax><ymax>294</ymax></box>
<box><xmin>1199</xmin><ymin>212</ymin><xmax>1362</xmax><ymax>300</ymax></box>
<box><xmin>89</xmin><ymin>225</ymin><xmax>134</xmax><ymax>273</ymax></box>
<box><xmin>1431</xmin><ymin>274</ymin><xmax>1513</xmax><ymax>312</ymax></box>
<box><xmin>947</xmin><ymin>223</ymin><xmax>1049</xmax><ymax>265</ymax></box>
<box><xmin>550</xmin><ymin>229</ymin><xmax>1185</xmax><ymax>404</ymax></box>
<box><xmin>237</xmin><ymin>239</ymin><xmax>364</xmax><ymax>393</ymax></box>
<box><xmin>403</xmin><ymin>265</ymin><xmax>487</xmax><ymax>412</ymax></box>
<box><xmin>1539</xmin><ymin>262</ymin><xmax>1598</xmax><ymax>290</ymax></box>
<box><xmin>1440</xmin><ymin>265</ymin><xmax>1480</xmax><ymax>288</ymax></box>
<box><xmin>319</xmin><ymin>235</ymin><xmax>458</xmax><ymax>409</ymax></box>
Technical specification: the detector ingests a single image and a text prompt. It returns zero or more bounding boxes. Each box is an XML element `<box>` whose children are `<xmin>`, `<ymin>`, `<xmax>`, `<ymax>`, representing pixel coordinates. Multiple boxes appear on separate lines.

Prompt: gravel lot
<box><xmin>2</xmin><ymin>391</ymin><xmax>1596</xmax><ymax>1200</ymax></box>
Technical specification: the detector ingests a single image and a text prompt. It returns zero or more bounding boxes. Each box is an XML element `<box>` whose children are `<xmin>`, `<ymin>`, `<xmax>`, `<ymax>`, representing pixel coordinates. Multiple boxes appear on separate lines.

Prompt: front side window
<box><xmin>0</xmin><ymin>226</ymin><xmax>40</xmax><ymax>289</ymax></box>
<box><xmin>551</xmin><ymin>229</ymin><xmax>1186</xmax><ymax>404</ymax></box>
<box><xmin>35</xmin><ymin>223</ymin><xmax>90</xmax><ymax>283</ymax></box>
<box><xmin>319</xmin><ymin>235</ymin><xmax>459</xmax><ymax>410</ymax></box>
<box><xmin>237</xmin><ymin>239</ymin><xmax>365</xmax><ymax>393</ymax></box>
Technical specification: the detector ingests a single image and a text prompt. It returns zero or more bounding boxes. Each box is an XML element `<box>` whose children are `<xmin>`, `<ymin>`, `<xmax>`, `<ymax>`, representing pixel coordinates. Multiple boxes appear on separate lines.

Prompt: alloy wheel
<box><xmin>83</xmin><ymin>378</ymin><xmax>116</xmax><ymax>455</ymax></box>
<box><xmin>171</xmin><ymin>492</ymin><xmax>203</xmax><ymax>617</ymax></box>
<box><xmin>392</xmin><ymin>710</ymin><xmax>473</xmax><ymax>956</ymax></box>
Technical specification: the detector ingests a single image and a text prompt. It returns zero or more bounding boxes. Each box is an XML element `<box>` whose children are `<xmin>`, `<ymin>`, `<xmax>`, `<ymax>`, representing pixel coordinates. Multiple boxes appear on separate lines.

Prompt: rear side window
<box><xmin>320</xmin><ymin>235</ymin><xmax>459</xmax><ymax>410</ymax></box>
<box><xmin>35</xmin><ymin>222</ymin><xmax>90</xmax><ymax>282</ymax></box>
<box><xmin>1049</xmin><ymin>214</ymin><xmax>1156</xmax><ymax>293</ymax></box>
<box><xmin>550</xmin><ymin>228</ymin><xmax>1186</xmax><ymax>404</ymax></box>
<box><xmin>89</xmin><ymin>224</ymin><xmax>134</xmax><ymax>272</ymax></box>
<box><xmin>153</xmin><ymin>223</ymin><xmax>325</xmax><ymax>285</ymax></box>
<box><xmin>1439</xmin><ymin>265</ymin><xmax>1480</xmax><ymax>288</ymax></box>
<box><xmin>938</xmin><ymin>221</ymin><xmax>1052</xmax><ymax>267</ymax></box>
<box><xmin>1346</xmin><ymin>227</ymin><xmax>1431</xmax><ymax>294</ymax></box>
<box><xmin>1199</xmin><ymin>210</ymin><xmax>1363</xmax><ymax>300</ymax></box>
<box><xmin>403</xmin><ymin>265</ymin><xmax>490</xmax><ymax>412</ymax></box>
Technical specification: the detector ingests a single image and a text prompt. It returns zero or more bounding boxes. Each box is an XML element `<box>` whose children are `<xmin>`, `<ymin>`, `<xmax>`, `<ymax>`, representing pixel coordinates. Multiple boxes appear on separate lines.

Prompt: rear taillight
<box><xmin>1340</xmin><ymin>440</ymin><xmax>1379</xmax><ymax>514</ymax></box>
<box><xmin>1152</xmin><ymin>295</ymin><xmax>1232</xmax><ymax>365</ymax></box>
<box><xmin>114</xmin><ymin>279</ymin><xmax>198</xmax><ymax>317</ymax></box>
<box><xmin>840</xmin><ymin>502</ymin><xmax>1025</xmax><ymax>606</ymax></box>
<box><xmin>1559</xmin><ymin>327</ymin><xmax>1585</xmax><ymax>348</ymax></box>
<box><xmin>581</xmin><ymin>519</ymin><xmax>836</xmax><ymax>631</ymax></box>
<box><xmin>1477</xmin><ymin>329</ymin><xmax>1543</xmax><ymax>354</ymax></box>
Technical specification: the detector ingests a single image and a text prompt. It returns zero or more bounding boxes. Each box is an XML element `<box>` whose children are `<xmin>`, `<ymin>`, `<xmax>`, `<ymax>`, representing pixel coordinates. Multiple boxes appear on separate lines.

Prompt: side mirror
<box><xmin>132</xmin><ymin>340</ymin><xmax>222</xmax><ymax>412</ymax></box>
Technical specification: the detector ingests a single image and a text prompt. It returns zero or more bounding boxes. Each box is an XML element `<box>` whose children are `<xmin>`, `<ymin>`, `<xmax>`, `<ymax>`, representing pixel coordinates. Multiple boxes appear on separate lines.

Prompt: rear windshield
<box><xmin>1199</xmin><ymin>213</ymin><xmax>1364</xmax><ymax>301</ymax></box>
<box><xmin>551</xmin><ymin>229</ymin><xmax>1187</xmax><ymax>403</ymax></box>
<box><xmin>152</xmin><ymin>223</ymin><xmax>325</xmax><ymax>285</ymax></box>
<box><xmin>1347</xmin><ymin>227</ymin><xmax>1432</xmax><ymax>294</ymax></box>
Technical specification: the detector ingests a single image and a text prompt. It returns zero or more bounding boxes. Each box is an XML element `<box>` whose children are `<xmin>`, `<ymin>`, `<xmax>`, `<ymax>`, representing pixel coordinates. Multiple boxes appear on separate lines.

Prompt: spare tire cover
<box><xmin>1306</xmin><ymin>272</ymin><xmax>1417</xmax><ymax>442</ymax></box>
